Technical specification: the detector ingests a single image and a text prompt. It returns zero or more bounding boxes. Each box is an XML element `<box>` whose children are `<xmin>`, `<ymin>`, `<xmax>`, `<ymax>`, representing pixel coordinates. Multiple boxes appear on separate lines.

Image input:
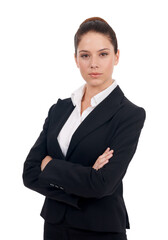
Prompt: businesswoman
<box><xmin>23</xmin><ymin>17</ymin><xmax>146</xmax><ymax>240</ymax></box>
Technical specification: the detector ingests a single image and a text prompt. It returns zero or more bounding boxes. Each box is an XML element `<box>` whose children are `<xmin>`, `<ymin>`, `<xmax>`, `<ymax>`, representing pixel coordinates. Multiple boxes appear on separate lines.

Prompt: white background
<box><xmin>1</xmin><ymin>0</ymin><xmax>168</xmax><ymax>239</ymax></box>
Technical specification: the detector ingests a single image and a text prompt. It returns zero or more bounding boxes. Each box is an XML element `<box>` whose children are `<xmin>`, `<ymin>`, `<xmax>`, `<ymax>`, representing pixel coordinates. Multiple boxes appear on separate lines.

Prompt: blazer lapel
<box><xmin>50</xmin><ymin>100</ymin><xmax>75</xmax><ymax>159</ymax></box>
<box><xmin>64</xmin><ymin>85</ymin><xmax>125</xmax><ymax>160</ymax></box>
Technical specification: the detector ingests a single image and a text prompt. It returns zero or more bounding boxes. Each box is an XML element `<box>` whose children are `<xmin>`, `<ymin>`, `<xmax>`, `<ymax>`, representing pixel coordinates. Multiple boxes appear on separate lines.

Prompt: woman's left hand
<box><xmin>41</xmin><ymin>155</ymin><xmax>52</xmax><ymax>171</ymax></box>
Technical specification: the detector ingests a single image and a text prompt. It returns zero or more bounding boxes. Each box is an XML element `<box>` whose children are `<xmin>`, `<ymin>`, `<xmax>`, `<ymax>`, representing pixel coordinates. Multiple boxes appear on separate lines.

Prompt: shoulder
<box><xmin>122</xmin><ymin>96</ymin><xmax>146</xmax><ymax>118</ymax></box>
<box><xmin>113</xmin><ymin>86</ymin><xmax>146</xmax><ymax>128</ymax></box>
<box><xmin>47</xmin><ymin>97</ymin><xmax>73</xmax><ymax>115</ymax></box>
<box><xmin>117</xmin><ymin>95</ymin><xmax>146</xmax><ymax>130</ymax></box>
<box><xmin>110</xmin><ymin>85</ymin><xmax>146</xmax><ymax>121</ymax></box>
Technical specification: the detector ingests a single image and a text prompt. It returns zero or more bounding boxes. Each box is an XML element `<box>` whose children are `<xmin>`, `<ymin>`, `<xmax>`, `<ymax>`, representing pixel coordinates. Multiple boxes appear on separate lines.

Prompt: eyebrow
<box><xmin>79</xmin><ymin>48</ymin><xmax>110</xmax><ymax>53</ymax></box>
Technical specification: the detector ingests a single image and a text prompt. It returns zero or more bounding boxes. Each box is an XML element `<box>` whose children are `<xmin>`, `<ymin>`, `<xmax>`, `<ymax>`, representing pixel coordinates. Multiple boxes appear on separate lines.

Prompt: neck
<box><xmin>82</xmin><ymin>79</ymin><xmax>114</xmax><ymax>102</ymax></box>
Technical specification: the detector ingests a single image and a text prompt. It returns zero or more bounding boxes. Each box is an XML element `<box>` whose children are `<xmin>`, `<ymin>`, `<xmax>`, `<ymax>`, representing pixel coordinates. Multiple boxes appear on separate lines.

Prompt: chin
<box><xmin>86</xmin><ymin>78</ymin><xmax>103</xmax><ymax>83</ymax></box>
<box><xmin>90</xmin><ymin>80</ymin><xmax>105</xmax><ymax>86</ymax></box>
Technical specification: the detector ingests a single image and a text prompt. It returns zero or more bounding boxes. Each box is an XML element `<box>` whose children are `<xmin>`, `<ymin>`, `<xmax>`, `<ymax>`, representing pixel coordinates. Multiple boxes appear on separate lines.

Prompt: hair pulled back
<box><xmin>74</xmin><ymin>17</ymin><xmax>118</xmax><ymax>57</ymax></box>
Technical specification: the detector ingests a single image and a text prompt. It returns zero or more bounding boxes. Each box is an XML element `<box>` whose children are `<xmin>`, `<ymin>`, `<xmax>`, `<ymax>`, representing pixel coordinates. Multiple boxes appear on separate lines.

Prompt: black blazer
<box><xmin>22</xmin><ymin>85</ymin><xmax>146</xmax><ymax>232</ymax></box>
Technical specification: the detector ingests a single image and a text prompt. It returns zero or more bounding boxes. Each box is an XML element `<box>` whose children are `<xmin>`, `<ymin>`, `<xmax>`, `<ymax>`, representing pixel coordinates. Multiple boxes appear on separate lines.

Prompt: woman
<box><xmin>23</xmin><ymin>17</ymin><xmax>146</xmax><ymax>240</ymax></box>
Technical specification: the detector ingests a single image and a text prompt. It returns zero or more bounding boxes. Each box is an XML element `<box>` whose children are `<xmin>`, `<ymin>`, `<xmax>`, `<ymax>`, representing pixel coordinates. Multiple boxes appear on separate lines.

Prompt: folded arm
<box><xmin>22</xmin><ymin>102</ymin><xmax>81</xmax><ymax>209</ymax></box>
<box><xmin>38</xmin><ymin>107</ymin><xmax>146</xmax><ymax>199</ymax></box>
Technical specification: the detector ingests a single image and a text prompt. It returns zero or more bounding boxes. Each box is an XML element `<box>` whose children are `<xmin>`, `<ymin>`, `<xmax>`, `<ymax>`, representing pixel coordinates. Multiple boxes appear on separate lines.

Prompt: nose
<box><xmin>90</xmin><ymin>56</ymin><xmax>99</xmax><ymax>69</ymax></box>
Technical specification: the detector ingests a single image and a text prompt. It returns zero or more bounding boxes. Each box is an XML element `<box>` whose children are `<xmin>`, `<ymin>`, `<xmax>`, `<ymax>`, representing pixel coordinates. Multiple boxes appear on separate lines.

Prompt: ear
<box><xmin>114</xmin><ymin>49</ymin><xmax>120</xmax><ymax>65</ymax></box>
<box><xmin>74</xmin><ymin>53</ymin><xmax>79</xmax><ymax>68</ymax></box>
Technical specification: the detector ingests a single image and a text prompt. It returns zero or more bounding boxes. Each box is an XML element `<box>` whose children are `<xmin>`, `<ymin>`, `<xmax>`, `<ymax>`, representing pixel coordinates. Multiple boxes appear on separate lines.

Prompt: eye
<box><xmin>80</xmin><ymin>54</ymin><xmax>89</xmax><ymax>58</ymax></box>
<box><xmin>100</xmin><ymin>52</ymin><xmax>108</xmax><ymax>56</ymax></box>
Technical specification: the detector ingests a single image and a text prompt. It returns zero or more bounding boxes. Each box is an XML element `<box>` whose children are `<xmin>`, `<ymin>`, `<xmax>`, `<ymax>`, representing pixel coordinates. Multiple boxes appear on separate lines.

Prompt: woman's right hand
<box><xmin>92</xmin><ymin>147</ymin><xmax>114</xmax><ymax>171</ymax></box>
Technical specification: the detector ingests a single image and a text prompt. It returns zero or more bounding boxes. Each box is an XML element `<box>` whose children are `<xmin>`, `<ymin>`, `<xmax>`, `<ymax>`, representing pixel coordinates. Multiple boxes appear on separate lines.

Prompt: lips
<box><xmin>89</xmin><ymin>73</ymin><xmax>102</xmax><ymax>77</ymax></box>
<box><xmin>89</xmin><ymin>72</ymin><xmax>102</xmax><ymax>75</ymax></box>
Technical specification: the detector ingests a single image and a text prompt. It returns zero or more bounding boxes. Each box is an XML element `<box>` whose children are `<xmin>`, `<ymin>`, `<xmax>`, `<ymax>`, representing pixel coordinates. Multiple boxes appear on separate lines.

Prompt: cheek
<box><xmin>79</xmin><ymin>61</ymin><xmax>89</xmax><ymax>72</ymax></box>
<box><xmin>103</xmin><ymin>59</ymin><xmax>114</xmax><ymax>72</ymax></box>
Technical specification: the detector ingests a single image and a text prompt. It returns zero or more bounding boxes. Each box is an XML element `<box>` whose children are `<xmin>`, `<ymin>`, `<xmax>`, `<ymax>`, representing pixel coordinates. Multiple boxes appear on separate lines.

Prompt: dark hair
<box><xmin>74</xmin><ymin>17</ymin><xmax>118</xmax><ymax>57</ymax></box>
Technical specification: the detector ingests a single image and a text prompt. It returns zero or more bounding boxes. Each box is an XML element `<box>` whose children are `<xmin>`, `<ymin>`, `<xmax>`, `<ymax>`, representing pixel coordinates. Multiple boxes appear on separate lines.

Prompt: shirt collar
<box><xmin>71</xmin><ymin>79</ymin><xmax>118</xmax><ymax>108</ymax></box>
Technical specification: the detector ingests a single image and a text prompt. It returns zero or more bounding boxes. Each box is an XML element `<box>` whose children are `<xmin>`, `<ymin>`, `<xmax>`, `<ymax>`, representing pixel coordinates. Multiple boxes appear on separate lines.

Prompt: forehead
<box><xmin>78</xmin><ymin>31</ymin><xmax>112</xmax><ymax>50</ymax></box>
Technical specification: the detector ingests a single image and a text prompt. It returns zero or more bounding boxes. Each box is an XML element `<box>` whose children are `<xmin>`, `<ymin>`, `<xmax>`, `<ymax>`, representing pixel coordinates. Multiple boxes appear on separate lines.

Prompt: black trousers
<box><xmin>43</xmin><ymin>220</ymin><xmax>128</xmax><ymax>240</ymax></box>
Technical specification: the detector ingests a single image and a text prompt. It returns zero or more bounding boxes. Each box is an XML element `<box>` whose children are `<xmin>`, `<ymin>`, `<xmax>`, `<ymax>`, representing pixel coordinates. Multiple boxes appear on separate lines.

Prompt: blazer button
<box><xmin>49</xmin><ymin>183</ymin><xmax>54</xmax><ymax>187</ymax></box>
<box><xmin>60</xmin><ymin>186</ymin><xmax>64</xmax><ymax>190</ymax></box>
<box><xmin>55</xmin><ymin>185</ymin><xmax>59</xmax><ymax>188</ymax></box>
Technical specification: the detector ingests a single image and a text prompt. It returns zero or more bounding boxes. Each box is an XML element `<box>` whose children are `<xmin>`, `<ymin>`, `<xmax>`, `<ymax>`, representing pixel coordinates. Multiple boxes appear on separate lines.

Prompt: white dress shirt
<box><xmin>57</xmin><ymin>80</ymin><xmax>118</xmax><ymax>157</ymax></box>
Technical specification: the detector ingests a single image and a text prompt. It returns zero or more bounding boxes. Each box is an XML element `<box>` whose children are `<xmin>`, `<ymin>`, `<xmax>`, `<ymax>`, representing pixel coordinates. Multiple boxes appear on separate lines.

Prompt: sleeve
<box><xmin>22</xmin><ymin>102</ymin><xmax>81</xmax><ymax>209</ymax></box>
<box><xmin>38</xmin><ymin>107</ymin><xmax>146</xmax><ymax>199</ymax></box>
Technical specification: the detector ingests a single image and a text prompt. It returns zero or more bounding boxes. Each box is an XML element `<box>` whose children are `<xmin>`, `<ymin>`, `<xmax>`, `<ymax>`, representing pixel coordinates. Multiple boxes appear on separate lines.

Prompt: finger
<box><xmin>105</xmin><ymin>149</ymin><xmax>114</xmax><ymax>155</ymax></box>
<box><xmin>98</xmin><ymin>153</ymin><xmax>113</xmax><ymax>163</ymax></box>
<box><xmin>97</xmin><ymin>160</ymin><xmax>109</xmax><ymax>169</ymax></box>
<box><xmin>99</xmin><ymin>152</ymin><xmax>113</xmax><ymax>162</ymax></box>
<box><xmin>101</xmin><ymin>149</ymin><xmax>113</xmax><ymax>157</ymax></box>
<box><xmin>103</xmin><ymin>147</ymin><xmax>111</xmax><ymax>154</ymax></box>
<box><xmin>100</xmin><ymin>150</ymin><xmax>113</xmax><ymax>159</ymax></box>
<box><xmin>104</xmin><ymin>147</ymin><xmax>110</xmax><ymax>152</ymax></box>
